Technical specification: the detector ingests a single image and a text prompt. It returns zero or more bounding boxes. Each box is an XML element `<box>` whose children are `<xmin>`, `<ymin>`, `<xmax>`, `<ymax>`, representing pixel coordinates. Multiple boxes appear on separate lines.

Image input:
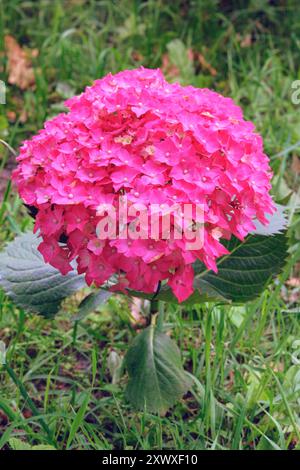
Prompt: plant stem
<box><xmin>150</xmin><ymin>299</ymin><xmax>159</xmax><ymax>316</ymax></box>
<box><xmin>0</xmin><ymin>139</ymin><xmax>17</xmax><ymax>157</ymax></box>
<box><xmin>149</xmin><ymin>300</ymin><xmax>164</xmax><ymax>331</ymax></box>
<box><xmin>149</xmin><ymin>281</ymin><xmax>162</xmax><ymax>323</ymax></box>
<box><xmin>156</xmin><ymin>301</ymin><xmax>164</xmax><ymax>331</ymax></box>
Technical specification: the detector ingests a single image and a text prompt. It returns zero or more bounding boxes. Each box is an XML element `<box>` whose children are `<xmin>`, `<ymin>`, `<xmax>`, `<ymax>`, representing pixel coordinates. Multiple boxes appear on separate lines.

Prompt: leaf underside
<box><xmin>0</xmin><ymin>232</ymin><xmax>86</xmax><ymax>317</ymax></box>
<box><xmin>125</xmin><ymin>325</ymin><xmax>191</xmax><ymax>414</ymax></box>
<box><xmin>252</xmin><ymin>204</ymin><xmax>288</xmax><ymax>236</ymax></box>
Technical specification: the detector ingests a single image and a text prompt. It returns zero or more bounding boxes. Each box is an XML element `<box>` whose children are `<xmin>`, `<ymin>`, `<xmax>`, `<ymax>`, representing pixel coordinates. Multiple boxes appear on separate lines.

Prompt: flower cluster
<box><xmin>13</xmin><ymin>68</ymin><xmax>274</xmax><ymax>302</ymax></box>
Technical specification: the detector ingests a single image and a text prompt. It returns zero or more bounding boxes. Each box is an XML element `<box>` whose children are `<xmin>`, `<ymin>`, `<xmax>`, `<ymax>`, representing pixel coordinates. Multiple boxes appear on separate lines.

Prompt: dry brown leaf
<box><xmin>269</xmin><ymin>361</ymin><xmax>285</xmax><ymax>373</ymax></box>
<box><xmin>6</xmin><ymin>110</ymin><xmax>16</xmax><ymax>122</ymax></box>
<box><xmin>161</xmin><ymin>53</ymin><xmax>181</xmax><ymax>79</ymax></box>
<box><xmin>292</xmin><ymin>155</ymin><xmax>300</xmax><ymax>175</ymax></box>
<box><xmin>236</xmin><ymin>33</ymin><xmax>253</xmax><ymax>48</ymax></box>
<box><xmin>4</xmin><ymin>35</ymin><xmax>36</xmax><ymax>90</ymax></box>
<box><xmin>196</xmin><ymin>52</ymin><xmax>217</xmax><ymax>77</ymax></box>
<box><xmin>287</xmin><ymin>278</ymin><xmax>300</xmax><ymax>287</ymax></box>
<box><xmin>225</xmin><ymin>370</ymin><xmax>235</xmax><ymax>390</ymax></box>
<box><xmin>6</xmin><ymin>109</ymin><xmax>27</xmax><ymax>123</ymax></box>
<box><xmin>241</xmin><ymin>34</ymin><xmax>252</xmax><ymax>48</ymax></box>
<box><xmin>0</xmin><ymin>409</ymin><xmax>8</xmax><ymax>426</ymax></box>
<box><xmin>132</xmin><ymin>51</ymin><xmax>144</xmax><ymax>62</ymax></box>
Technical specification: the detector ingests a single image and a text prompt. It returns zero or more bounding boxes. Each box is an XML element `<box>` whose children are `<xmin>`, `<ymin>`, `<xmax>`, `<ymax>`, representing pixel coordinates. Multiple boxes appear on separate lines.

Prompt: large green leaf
<box><xmin>0</xmin><ymin>224</ymin><xmax>289</xmax><ymax>313</ymax></box>
<box><xmin>0</xmin><ymin>232</ymin><xmax>86</xmax><ymax>317</ymax></box>
<box><xmin>127</xmin><ymin>207</ymin><xmax>289</xmax><ymax>304</ymax></box>
<box><xmin>193</xmin><ymin>232</ymin><xmax>288</xmax><ymax>302</ymax></box>
<box><xmin>127</xmin><ymin>232</ymin><xmax>288</xmax><ymax>304</ymax></box>
<box><xmin>125</xmin><ymin>324</ymin><xmax>191</xmax><ymax>414</ymax></box>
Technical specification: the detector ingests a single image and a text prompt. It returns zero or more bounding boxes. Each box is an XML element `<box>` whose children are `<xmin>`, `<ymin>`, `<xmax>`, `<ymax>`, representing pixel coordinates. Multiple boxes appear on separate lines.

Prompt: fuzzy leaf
<box><xmin>0</xmin><ymin>232</ymin><xmax>86</xmax><ymax>317</ymax></box>
<box><xmin>193</xmin><ymin>232</ymin><xmax>288</xmax><ymax>303</ymax></box>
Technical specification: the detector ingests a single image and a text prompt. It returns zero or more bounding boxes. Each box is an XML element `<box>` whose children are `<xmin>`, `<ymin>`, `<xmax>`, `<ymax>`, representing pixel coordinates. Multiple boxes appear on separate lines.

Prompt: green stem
<box><xmin>0</xmin><ymin>139</ymin><xmax>17</xmax><ymax>157</ymax></box>
<box><xmin>150</xmin><ymin>299</ymin><xmax>159</xmax><ymax>316</ymax></box>
<box><xmin>149</xmin><ymin>300</ymin><xmax>164</xmax><ymax>331</ymax></box>
<box><xmin>149</xmin><ymin>281</ymin><xmax>162</xmax><ymax>321</ymax></box>
<box><xmin>4</xmin><ymin>364</ymin><xmax>56</xmax><ymax>446</ymax></box>
<box><xmin>156</xmin><ymin>301</ymin><xmax>164</xmax><ymax>331</ymax></box>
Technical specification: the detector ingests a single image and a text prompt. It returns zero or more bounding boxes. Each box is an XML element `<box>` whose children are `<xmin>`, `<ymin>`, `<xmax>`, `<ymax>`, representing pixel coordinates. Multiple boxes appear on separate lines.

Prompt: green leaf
<box><xmin>0</xmin><ymin>232</ymin><xmax>86</xmax><ymax>317</ymax></box>
<box><xmin>9</xmin><ymin>437</ymin><xmax>56</xmax><ymax>451</ymax></box>
<box><xmin>66</xmin><ymin>392</ymin><xmax>90</xmax><ymax>449</ymax></box>
<box><xmin>125</xmin><ymin>325</ymin><xmax>191</xmax><ymax>414</ymax></box>
<box><xmin>9</xmin><ymin>438</ymin><xmax>32</xmax><ymax>451</ymax></box>
<box><xmin>126</xmin><ymin>232</ymin><xmax>288</xmax><ymax>305</ymax></box>
<box><xmin>73</xmin><ymin>290</ymin><xmax>112</xmax><ymax>321</ymax></box>
<box><xmin>193</xmin><ymin>232</ymin><xmax>288</xmax><ymax>303</ymax></box>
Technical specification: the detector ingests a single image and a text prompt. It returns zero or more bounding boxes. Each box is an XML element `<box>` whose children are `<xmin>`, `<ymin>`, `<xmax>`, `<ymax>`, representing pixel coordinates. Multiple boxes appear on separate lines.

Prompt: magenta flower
<box><xmin>13</xmin><ymin>68</ymin><xmax>274</xmax><ymax>303</ymax></box>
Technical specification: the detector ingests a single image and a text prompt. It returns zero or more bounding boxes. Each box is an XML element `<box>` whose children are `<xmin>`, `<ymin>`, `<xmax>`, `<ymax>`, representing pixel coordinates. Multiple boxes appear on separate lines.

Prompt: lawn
<box><xmin>0</xmin><ymin>0</ymin><xmax>300</xmax><ymax>451</ymax></box>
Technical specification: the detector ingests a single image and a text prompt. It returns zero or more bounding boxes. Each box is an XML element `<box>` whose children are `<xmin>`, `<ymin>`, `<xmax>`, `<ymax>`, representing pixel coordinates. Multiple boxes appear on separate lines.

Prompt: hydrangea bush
<box><xmin>0</xmin><ymin>68</ymin><xmax>288</xmax><ymax>413</ymax></box>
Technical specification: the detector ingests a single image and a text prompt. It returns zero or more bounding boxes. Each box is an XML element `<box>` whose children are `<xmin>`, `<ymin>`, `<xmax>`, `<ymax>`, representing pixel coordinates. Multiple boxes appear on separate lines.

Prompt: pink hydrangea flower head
<box><xmin>13</xmin><ymin>67</ymin><xmax>274</xmax><ymax>303</ymax></box>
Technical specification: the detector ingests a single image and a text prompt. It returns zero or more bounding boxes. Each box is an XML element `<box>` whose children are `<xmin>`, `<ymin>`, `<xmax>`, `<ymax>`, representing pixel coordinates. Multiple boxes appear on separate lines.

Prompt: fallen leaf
<box><xmin>0</xmin><ymin>410</ymin><xmax>8</xmax><ymax>426</ymax></box>
<box><xmin>4</xmin><ymin>35</ymin><xmax>36</xmax><ymax>90</ymax></box>
<box><xmin>22</xmin><ymin>409</ymin><xmax>33</xmax><ymax>419</ymax></box>
<box><xmin>236</xmin><ymin>33</ymin><xmax>253</xmax><ymax>48</ymax></box>
<box><xmin>6</xmin><ymin>110</ymin><xmax>16</xmax><ymax>122</ymax></box>
<box><xmin>240</xmin><ymin>34</ymin><xmax>252</xmax><ymax>48</ymax></box>
<box><xmin>132</xmin><ymin>51</ymin><xmax>144</xmax><ymax>62</ymax></box>
<box><xmin>226</xmin><ymin>370</ymin><xmax>235</xmax><ymax>390</ymax></box>
<box><xmin>161</xmin><ymin>53</ymin><xmax>181</xmax><ymax>79</ymax></box>
<box><xmin>292</xmin><ymin>155</ymin><xmax>300</xmax><ymax>175</ymax></box>
<box><xmin>287</xmin><ymin>278</ymin><xmax>300</xmax><ymax>287</ymax></box>
<box><xmin>196</xmin><ymin>52</ymin><xmax>217</xmax><ymax>76</ymax></box>
<box><xmin>6</xmin><ymin>109</ymin><xmax>27</xmax><ymax>124</ymax></box>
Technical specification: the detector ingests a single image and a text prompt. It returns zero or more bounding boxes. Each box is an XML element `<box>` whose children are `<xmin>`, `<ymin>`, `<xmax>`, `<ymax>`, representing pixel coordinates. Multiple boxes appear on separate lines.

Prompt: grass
<box><xmin>0</xmin><ymin>0</ymin><xmax>300</xmax><ymax>450</ymax></box>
